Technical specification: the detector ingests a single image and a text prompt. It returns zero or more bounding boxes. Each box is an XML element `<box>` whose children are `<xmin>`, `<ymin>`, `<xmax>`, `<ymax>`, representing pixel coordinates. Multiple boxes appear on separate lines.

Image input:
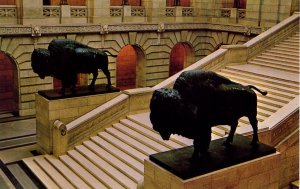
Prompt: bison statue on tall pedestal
<box><xmin>31</xmin><ymin>39</ymin><xmax>116</xmax><ymax>94</ymax></box>
<box><xmin>150</xmin><ymin>70</ymin><xmax>267</xmax><ymax>159</ymax></box>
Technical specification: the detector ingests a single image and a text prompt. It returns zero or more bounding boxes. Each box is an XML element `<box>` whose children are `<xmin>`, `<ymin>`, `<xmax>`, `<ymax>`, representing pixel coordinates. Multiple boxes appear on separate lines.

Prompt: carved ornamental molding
<box><xmin>0</xmin><ymin>23</ymin><xmax>262</xmax><ymax>36</ymax></box>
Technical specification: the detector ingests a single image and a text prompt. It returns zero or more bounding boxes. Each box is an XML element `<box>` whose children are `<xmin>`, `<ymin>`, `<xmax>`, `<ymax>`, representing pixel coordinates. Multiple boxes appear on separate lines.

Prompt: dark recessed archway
<box><xmin>169</xmin><ymin>43</ymin><xmax>194</xmax><ymax>76</ymax></box>
<box><xmin>0</xmin><ymin>51</ymin><xmax>19</xmax><ymax>115</ymax></box>
<box><xmin>116</xmin><ymin>45</ymin><xmax>145</xmax><ymax>90</ymax></box>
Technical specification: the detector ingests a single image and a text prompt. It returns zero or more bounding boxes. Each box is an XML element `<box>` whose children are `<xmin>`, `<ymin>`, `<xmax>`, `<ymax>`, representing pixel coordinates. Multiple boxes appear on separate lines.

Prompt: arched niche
<box><xmin>169</xmin><ymin>42</ymin><xmax>194</xmax><ymax>76</ymax></box>
<box><xmin>0</xmin><ymin>51</ymin><xmax>19</xmax><ymax>115</ymax></box>
<box><xmin>116</xmin><ymin>44</ymin><xmax>145</xmax><ymax>90</ymax></box>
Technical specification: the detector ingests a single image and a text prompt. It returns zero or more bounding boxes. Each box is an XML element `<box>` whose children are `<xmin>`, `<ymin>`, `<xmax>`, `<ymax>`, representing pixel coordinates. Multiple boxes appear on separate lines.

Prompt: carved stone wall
<box><xmin>0</xmin><ymin>23</ymin><xmax>255</xmax><ymax>116</ymax></box>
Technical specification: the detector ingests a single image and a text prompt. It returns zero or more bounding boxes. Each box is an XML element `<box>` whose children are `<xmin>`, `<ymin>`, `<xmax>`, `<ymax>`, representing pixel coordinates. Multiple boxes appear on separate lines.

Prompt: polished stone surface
<box><xmin>150</xmin><ymin>134</ymin><xmax>276</xmax><ymax>180</ymax></box>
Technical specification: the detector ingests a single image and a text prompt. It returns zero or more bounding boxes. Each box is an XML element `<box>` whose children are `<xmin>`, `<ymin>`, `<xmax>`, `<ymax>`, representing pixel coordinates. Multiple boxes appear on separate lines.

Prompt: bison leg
<box><xmin>102</xmin><ymin>68</ymin><xmax>111</xmax><ymax>87</ymax></box>
<box><xmin>88</xmin><ymin>71</ymin><xmax>98</xmax><ymax>91</ymax></box>
<box><xmin>248</xmin><ymin>116</ymin><xmax>259</xmax><ymax>146</ymax></box>
<box><xmin>224</xmin><ymin>121</ymin><xmax>238</xmax><ymax>146</ymax></box>
<box><xmin>192</xmin><ymin>128</ymin><xmax>211</xmax><ymax>159</ymax></box>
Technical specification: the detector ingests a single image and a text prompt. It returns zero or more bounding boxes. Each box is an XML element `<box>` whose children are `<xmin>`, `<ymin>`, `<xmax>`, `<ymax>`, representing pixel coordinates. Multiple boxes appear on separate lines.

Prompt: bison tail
<box><xmin>248</xmin><ymin>85</ymin><xmax>268</xmax><ymax>96</ymax></box>
<box><xmin>103</xmin><ymin>50</ymin><xmax>118</xmax><ymax>57</ymax></box>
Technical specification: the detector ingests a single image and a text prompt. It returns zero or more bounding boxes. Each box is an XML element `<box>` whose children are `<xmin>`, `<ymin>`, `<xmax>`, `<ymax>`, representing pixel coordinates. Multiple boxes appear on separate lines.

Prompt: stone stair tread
<box><xmin>127</xmin><ymin>113</ymin><xmax>153</xmax><ymax>129</ymax></box>
<box><xmin>257</xmin><ymin>106</ymin><xmax>274</xmax><ymax>116</ymax></box>
<box><xmin>22</xmin><ymin>157</ymin><xmax>59</xmax><ymax>189</ymax></box>
<box><xmin>34</xmin><ymin>156</ymin><xmax>75</xmax><ymax>189</ymax></box>
<box><xmin>67</xmin><ymin>150</ymin><xmax>125</xmax><ymax>189</ymax></box>
<box><xmin>225</xmin><ymin>64</ymin><xmax>299</xmax><ymax>83</ymax></box>
<box><xmin>105</xmin><ymin>127</ymin><xmax>158</xmax><ymax>156</ymax></box>
<box><xmin>91</xmin><ymin>136</ymin><xmax>144</xmax><ymax>174</ymax></box>
<box><xmin>265</xmin><ymin>48</ymin><xmax>299</xmax><ymax>57</ymax></box>
<box><xmin>279</xmin><ymin>41</ymin><xmax>300</xmax><ymax>47</ymax></box>
<box><xmin>83</xmin><ymin>140</ymin><xmax>143</xmax><ymax>183</ymax></box>
<box><xmin>218</xmin><ymin>71</ymin><xmax>298</xmax><ymax>99</ymax></box>
<box><xmin>170</xmin><ymin>134</ymin><xmax>193</xmax><ymax>146</ymax></box>
<box><xmin>275</xmin><ymin>44</ymin><xmax>299</xmax><ymax>50</ymax></box>
<box><xmin>257</xmin><ymin>102</ymin><xmax>279</xmax><ymax>113</ymax></box>
<box><xmin>60</xmin><ymin>154</ymin><xmax>107</xmax><ymax>189</ymax></box>
<box><xmin>252</xmin><ymin>56</ymin><xmax>299</xmax><ymax>66</ymax></box>
<box><xmin>75</xmin><ymin>145</ymin><xmax>137</xmax><ymax>189</ymax></box>
<box><xmin>98</xmin><ymin>132</ymin><xmax>148</xmax><ymax>163</ymax></box>
<box><xmin>223</xmin><ymin>71</ymin><xmax>299</xmax><ymax>95</ymax></box>
<box><xmin>120</xmin><ymin>119</ymin><xmax>183</xmax><ymax>149</ymax></box>
<box><xmin>127</xmin><ymin>113</ymin><xmax>194</xmax><ymax>146</ymax></box>
<box><xmin>256</xmin><ymin>52</ymin><xmax>299</xmax><ymax>62</ymax></box>
<box><xmin>218</xmin><ymin>69</ymin><xmax>299</xmax><ymax>90</ymax></box>
<box><xmin>212</xmin><ymin>127</ymin><xmax>226</xmax><ymax>136</ymax></box>
<box><xmin>44</xmin><ymin>155</ymin><xmax>90</xmax><ymax>189</ymax></box>
<box><xmin>272</xmin><ymin>46</ymin><xmax>299</xmax><ymax>54</ymax></box>
<box><xmin>248</xmin><ymin>61</ymin><xmax>299</xmax><ymax>73</ymax></box>
<box><xmin>113</xmin><ymin>123</ymin><xmax>171</xmax><ymax>152</ymax></box>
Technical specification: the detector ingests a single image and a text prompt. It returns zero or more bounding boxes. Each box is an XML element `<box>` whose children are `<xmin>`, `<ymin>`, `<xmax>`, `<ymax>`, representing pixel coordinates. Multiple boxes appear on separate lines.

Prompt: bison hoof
<box><xmin>88</xmin><ymin>85</ymin><xmax>95</xmax><ymax>92</ymax></box>
<box><xmin>223</xmin><ymin>140</ymin><xmax>233</xmax><ymax>147</ymax></box>
<box><xmin>251</xmin><ymin>140</ymin><xmax>259</xmax><ymax>147</ymax></box>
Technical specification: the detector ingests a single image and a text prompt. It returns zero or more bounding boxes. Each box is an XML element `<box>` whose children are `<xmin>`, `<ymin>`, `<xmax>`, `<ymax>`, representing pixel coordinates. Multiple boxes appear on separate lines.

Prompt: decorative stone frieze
<box><xmin>110</xmin><ymin>6</ymin><xmax>123</xmax><ymax>17</ymax></box>
<box><xmin>0</xmin><ymin>6</ymin><xmax>16</xmax><ymax>17</ymax></box>
<box><xmin>166</xmin><ymin>7</ymin><xmax>175</xmax><ymax>17</ymax></box>
<box><xmin>43</xmin><ymin>6</ymin><xmax>60</xmax><ymax>17</ymax></box>
<box><xmin>131</xmin><ymin>6</ymin><xmax>145</xmax><ymax>17</ymax></box>
<box><xmin>182</xmin><ymin>7</ymin><xmax>193</xmax><ymax>17</ymax></box>
<box><xmin>70</xmin><ymin>6</ymin><xmax>87</xmax><ymax>17</ymax></box>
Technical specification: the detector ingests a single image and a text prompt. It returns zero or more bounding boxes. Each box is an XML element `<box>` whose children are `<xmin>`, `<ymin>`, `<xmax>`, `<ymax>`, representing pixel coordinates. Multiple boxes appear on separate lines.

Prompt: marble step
<box><xmin>22</xmin><ymin>157</ymin><xmax>59</xmax><ymax>189</ymax></box>
<box><xmin>34</xmin><ymin>156</ymin><xmax>75</xmax><ymax>189</ymax></box>
<box><xmin>126</xmin><ymin>113</ymin><xmax>194</xmax><ymax>146</ymax></box>
<box><xmin>112</xmin><ymin>123</ymin><xmax>171</xmax><ymax>152</ymax></box>
<box><xmin>218</xmin><ymin>69</ymin><xmax>299</xmax><ymax>91</ymax></box>
<box><xmin>275</xmin><ymin>43</ymin><xmax>299</xmax><ymax>51</ymax></box>
<box><xmin>90</xmin><ymin>135</ymin><xmax>144</xmax><ymax>174</ymax></box>
<box><xmin>224</xmin><ymin>64</ymin><xmax>299</xmax><ymax>84</ymax></box>
<box><xmin>98</xmin><ymin>132</ymin><xmax>147</xmax><ymax>163</ymax></box>
<box><xmin>60</xmin><ymin>154</ymin><xmax>107</xmax><ymax>188</ymax></box>
<box><xmin>74</xmin><ymin>145</ymin><xmax>137</xmax><ymax>189</ymax></box>
<box><xmin>83</xmin><ymin>140</ymin><xmax>144</xmax><ymax>183</ymax></box>
<box><xmin>218</xmin><ymin>71</ymin><xmax>298</xmax><ymax>98</ymax></box>
<box><xmin>279</xmin><ymin>41</ymin><xmax>300</xmax><ymax>48</ymax></box>
<box><xmin>248</xmin><ymin>60</ymin><xmax>299</xmax><ymax>74</ymax></box>
<box><xmin>44</xmin><ymin>155</ymin><xmax>90</xmax><ymax>189</ymax></box>
<box><xmin>265</xmin><ymin>48</ymin><xmax>299</xmax><ymax>57</ymax></box>
<box><xmin>261</xmin><ymin>52</ymin><xmax>299</xmax><ymax>61</ymax></box>
<box><xmin>105</xmin><ymin>127</ymin><xmax>158</xmax><ymax>156</ymax></box>
<box><xmin>254</xmin><ymin>55</ymin><xmax>299</xmax><ymax>65</ymax></box>
<box><xmin>67</xmin><ymin>149</ymin><xmax>125</xmax><ymax>189</ymax></box>
<box><xmin>119</xmin><ymin>119</ymin><xmax>183</xmax><ymax>149</ymax></box>
<box><xmin>272</xmin><ymin>46</ymin><xmax>299</xmax><ymax>54</ymax></box>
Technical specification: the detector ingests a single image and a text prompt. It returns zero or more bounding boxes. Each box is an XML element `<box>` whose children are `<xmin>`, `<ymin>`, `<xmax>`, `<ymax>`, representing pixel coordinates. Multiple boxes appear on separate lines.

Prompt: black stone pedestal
<box><xmin>38</xmin><ymin>84</ymin><xmax>120</xmax><ymax>100</ymax></box>
<box><xmin>149</xmin><ymin>134</ymin><xmax>276</xmax><ymax>180</ymax></box>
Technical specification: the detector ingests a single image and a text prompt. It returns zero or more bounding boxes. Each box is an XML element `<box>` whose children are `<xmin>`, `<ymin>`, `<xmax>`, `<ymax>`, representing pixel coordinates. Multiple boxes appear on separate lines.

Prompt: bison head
<box><xmin>150</xmin><ymin>88</ymin><xmax>198</xmax><ymax>140</ymax></box>
<box><xmin>31</xmin><ymin>48</ymin><xmax>51</xmax><ymax>79</ymax></box>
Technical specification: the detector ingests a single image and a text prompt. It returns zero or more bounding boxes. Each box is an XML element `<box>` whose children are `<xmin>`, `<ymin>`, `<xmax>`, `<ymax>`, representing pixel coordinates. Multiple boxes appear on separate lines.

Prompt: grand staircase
<box><xmin>22</xmin><ymin>31</ymin><xmax>299</xmax><ymax>188</ymax></box>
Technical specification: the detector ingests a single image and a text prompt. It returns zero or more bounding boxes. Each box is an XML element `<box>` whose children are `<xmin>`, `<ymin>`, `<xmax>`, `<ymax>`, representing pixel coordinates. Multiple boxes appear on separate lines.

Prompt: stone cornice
<box><xmin>0</xmin><ymin>23</ymin><xmax>262</xmax><ymax>36</ymax></box>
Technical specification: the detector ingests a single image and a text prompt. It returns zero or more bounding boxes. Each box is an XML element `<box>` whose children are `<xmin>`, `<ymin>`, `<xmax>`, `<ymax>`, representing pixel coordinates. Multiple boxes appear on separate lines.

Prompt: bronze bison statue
<box><xmin>31</xmin><ymin>39</ymin><xmax>116</xmax><ymax>94</ymax></box>
<box><xmin>150</xmin><ymin>70</ymin><xmax>267</xmax><ymax>159</ymax></box>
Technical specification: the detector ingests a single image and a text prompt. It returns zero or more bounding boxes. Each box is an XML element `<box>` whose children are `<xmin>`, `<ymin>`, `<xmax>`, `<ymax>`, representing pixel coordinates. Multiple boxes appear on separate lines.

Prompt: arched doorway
<box><xmin>116</xmin><ymin>45</ymin><xmax>145</xmax><ymax>90</ymax></box>
<box><xmin>169</xmin><ymin>43</ymin><xmax>194</xmax><ymax>76</ymax></box>
<box><xmin>0</xmin><ymin>51</ymin><xmax>18</xmax><ymax>115</ymax></box>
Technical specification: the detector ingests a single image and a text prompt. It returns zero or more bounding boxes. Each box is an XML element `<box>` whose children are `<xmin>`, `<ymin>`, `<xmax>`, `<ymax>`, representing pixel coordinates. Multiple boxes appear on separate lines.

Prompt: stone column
<box><xmin>143</xmin><ymin>0</ymin><xmax>167</xmax><ymax>22</ymax></box>
<box><xmin>17</xmin><ymin>0</ymin><xmax>44</xmax><ymax>25</ymax></box>
<box><xmin>60</xmin><ymin>4</ymin><xmax>71</xmax><ymax>24</ymax></box>
<box><xmin>86</xmin><ymin>0</ymin><xmax>110</xmax><ymax>24</ymax></box>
